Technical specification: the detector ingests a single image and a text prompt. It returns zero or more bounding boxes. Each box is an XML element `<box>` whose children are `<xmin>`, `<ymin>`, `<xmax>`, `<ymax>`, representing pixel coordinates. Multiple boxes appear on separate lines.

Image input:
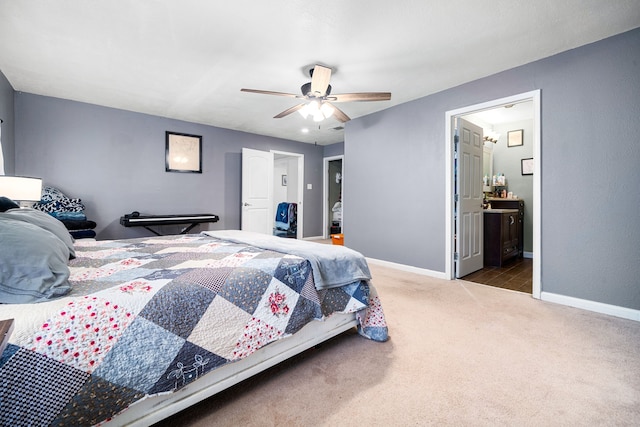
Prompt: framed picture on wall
<box><xmin>521</xmin><ymin>158</ymin><xmax>534</xmax><ymax>175</ymax></box>
<box><xmin>165</xmin><ymin>131</ymin><xmax>202</xmax><ymax>173</ymax></box>
<box><xmin>507</xmin><ymin>129</ymin><xmax>524</xmax><ymax>147</ymax></box>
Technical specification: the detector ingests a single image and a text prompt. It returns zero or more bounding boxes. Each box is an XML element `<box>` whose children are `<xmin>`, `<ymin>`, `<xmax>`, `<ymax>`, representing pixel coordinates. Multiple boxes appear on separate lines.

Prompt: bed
<box><xmin>0</xmin><ymin>212</ymin><xmax>388</xmax><ymax>427</ymax></box>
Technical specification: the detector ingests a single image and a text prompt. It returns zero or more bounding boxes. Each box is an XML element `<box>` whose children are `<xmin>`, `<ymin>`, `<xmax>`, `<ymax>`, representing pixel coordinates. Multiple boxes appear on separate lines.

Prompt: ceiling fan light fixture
<box><xmin>298</xmin><ymin>104</ymin><xmax>310</xmax><ymax>119</ymax></box>
<box><xmin>320</xmin><ymin>102</ymin><xmax>335</xmax><ymax>118</ymax></box>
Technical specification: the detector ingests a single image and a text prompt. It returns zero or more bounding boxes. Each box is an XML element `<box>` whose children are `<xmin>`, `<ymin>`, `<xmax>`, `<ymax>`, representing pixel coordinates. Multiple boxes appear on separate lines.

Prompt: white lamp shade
<box><xmin>0</xmin><ymin>176</ymin><xmax>43</xmax><ymax>202</ymax></box>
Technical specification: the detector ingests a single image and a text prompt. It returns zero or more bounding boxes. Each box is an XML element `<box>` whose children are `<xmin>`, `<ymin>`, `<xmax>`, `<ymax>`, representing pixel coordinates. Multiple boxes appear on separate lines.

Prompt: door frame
<box><xmin>271</xmin><ymin>150</ymin><xmax>304</xmax><ymax>239</ymax></box>
<box><xmin>445</xmin><ymin>90</ymin><xmax>541</xmax><ymax>299</ymax></box>
<box><xmin>323</xmin><ymin>155</ymin><xmax>344</xmax><ymax>239</ymax></box>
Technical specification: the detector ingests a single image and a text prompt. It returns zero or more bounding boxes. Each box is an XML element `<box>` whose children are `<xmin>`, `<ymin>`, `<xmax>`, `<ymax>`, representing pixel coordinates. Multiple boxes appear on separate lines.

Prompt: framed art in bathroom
<box><xmin>507</xmin><ymin>129</ymin><xmax>523</xmax><ymax>147</ymax></box>
<box><xmin>521</xmin><ymin>158</ymin><xmax>534</xmax><ymax>175</ymax></box>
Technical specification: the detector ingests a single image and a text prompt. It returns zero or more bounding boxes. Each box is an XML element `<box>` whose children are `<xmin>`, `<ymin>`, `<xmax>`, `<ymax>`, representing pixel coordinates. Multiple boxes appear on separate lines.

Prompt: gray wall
<box><xmin>346</xmin><ymin>28</ymin><xmax>640</xmax><ymax>310</ymax></box>
<box><xmin>13</xmin><ymin>93</ymin><xmax>325</xmax><ymax>239</ymax></box>
<box><xmin>0</xmin><ymin>71</ymin><xmax>14</xmax><ymax>174</ymax></box>
<box><xmin>323</xmin><ymin>142</ymin><xmax>344</xmax><ymax>158</ymax></box>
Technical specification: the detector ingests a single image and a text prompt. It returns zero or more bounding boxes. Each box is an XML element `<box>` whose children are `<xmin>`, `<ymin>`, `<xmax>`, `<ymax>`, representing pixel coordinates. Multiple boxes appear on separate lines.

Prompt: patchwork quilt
<box><xmin>0</xmin><ymin>234</ymin><xmax>387</xmax><ymax>426</ymax></box>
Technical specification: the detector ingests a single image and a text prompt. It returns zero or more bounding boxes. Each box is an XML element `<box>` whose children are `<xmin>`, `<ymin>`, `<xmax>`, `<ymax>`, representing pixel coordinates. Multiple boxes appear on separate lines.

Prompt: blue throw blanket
<box><xmin>203</xmin><ymin>230</ymin><xmax>371</xmax><ymax>290</ymax></box>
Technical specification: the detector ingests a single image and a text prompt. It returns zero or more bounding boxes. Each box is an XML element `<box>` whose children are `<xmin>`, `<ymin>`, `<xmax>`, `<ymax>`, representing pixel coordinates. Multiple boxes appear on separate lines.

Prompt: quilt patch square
<box><xmin>320</xmin><ymin>288</ymin><xmax>351</xmax><ymax>316</ymax></box>
<box><xmin>274</xmin><ymin>258</ymin><xmax>311</xmax><ymax>293</ymax></box>
<box><xmin>341</xmin><ymin>281</ymin><xmax>368</xmax><ymax>300</ymax></box>
<box><xmin>299</xmin><ymin>272</ymin><xmax>320</xmax><ymax>305</ymax></box>
<box><xmin>150</xmin><ymin>341</ymin><xmax>227</xmax><ymax>394</ymax></box>
<box><xmin>162</xmin><ymin>252</ymin><xmax>228</xmax><ymax>262</ymax></box>
<box><xmin>174</xmin><ymin>267</ymin><xmax>233</xmax><ymax>294</ymax></box>
<box><xmin>51</xmin><ymin>375</ymin><xmax>145</xmax><ymax>426</ymax></box>
<box><xmin>188</xmin><ymin>296</ymin><xmax>252</xmax><ymax>360</ymax></box>
<box><xmin>232</xmin><ymin>317</ymin><xmax>283</xmax><ymax>360</ymax></box>
<box><xmin>139</xmin><ymin>281</ymin><xmax>216</xmax><ymax>339</ymax></box>
<box><xmin>284</xmin><ymin>296</ymin><xmax>323</xmax><ymax>335</ymax></box>
<box><xmin>94</xmin><ymin>278</ymin><xmax>169</xmax><ymax>316</ymax></box>
<box><xmin>0</xmin><ymin>348</ymin><xmax>88</xmax><ymax>427</ymax></box>
<box><xmin>219</xmin><ymin>267</ymin><xmax>272</xmax><ymax>314</ymax></box>
<box><xmin>252</xmin><ymin>278</ymin><xmax>300</xmax><ymax>332</ymax></box>
<box><xmin>93</xmin><ymin>316</ymin><xmax>184</xmax><ymax>393</ymax></box>
<box><xmin>142</xmin><ymin>268</ymin><xmax>185</xmax><ymax>281</ymax></box>
<box><xmin>27</xmin><ymin>296</ymin><xmax>136</xmax><ymax>374</ymax></box>
<box><xmin>100</xmin><ymin>267</ymin><xmax>157</xmax><ymax>283</ymax></box>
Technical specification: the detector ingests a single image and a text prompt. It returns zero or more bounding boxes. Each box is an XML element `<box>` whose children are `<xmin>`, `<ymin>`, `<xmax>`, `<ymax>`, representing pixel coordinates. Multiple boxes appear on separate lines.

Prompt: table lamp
<box><xmin>0</xmin><ymin>176</ymin><xmax>43</xmax><ymax>208</ymax></box>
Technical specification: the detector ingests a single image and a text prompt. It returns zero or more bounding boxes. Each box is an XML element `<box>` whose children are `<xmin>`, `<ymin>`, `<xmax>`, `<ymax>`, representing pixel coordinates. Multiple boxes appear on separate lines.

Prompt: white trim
<box><xmin>323</xmin><ymin>155</ymin><xmax>344</xmax><ymax>239</ymax></box>
<box><xmin>541</xmin><ymin>292</ymin><xmax>640</xmax><ymax>322</ymax></box>
<box><xmin>366</xmin><ymin>257</ymin><xmax>448</xmax><ymax>280</ymax></box>
<box><xmin>523</xmin><ymin>251</ymin><xmax>534</xmax><ymax>259</ymax></box>
<box><xmin>445</xmin><ymin>90</ymin><xmax>542</xmax><ymax>299</ymax></box>
<box><xmin>368</xmin><ymin>256</ymin><xmax>640</xmax><ymax>323</ymax></box>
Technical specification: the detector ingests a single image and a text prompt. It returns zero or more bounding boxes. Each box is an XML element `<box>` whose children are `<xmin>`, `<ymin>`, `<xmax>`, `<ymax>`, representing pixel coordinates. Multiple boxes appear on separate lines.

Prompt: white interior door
<box><xmin>241</xmin><ymin>148</ymin><xmax>273</xmax><ymax>234</ymax></box>
<box><xmin>456</xmin><ymin>118</ymin><xmax>484</xmax><ymax>277</ymax></box>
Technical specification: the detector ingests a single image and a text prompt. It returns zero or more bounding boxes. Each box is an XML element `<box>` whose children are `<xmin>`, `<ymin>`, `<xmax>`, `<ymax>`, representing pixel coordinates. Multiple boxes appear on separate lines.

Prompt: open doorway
<box><xmin>273</xmin><ymin>151</ymin><xmax>304</xmax><ymax>239</ymax></box>
<box><xmin>323</xmin><ymin>155</ymin><xmax>343</xmax><ymax>239</ymax></box>
<box><xmin>445</xmin><ymin>90</ymin><xmax>541</xmax><ymax>299</ymax></box>
<box><xmin>459</xmin><ymin>102</ymin><xmax>534</xmax><ymax>293</ymax></box>
<box><xmin>241</xmin><ymin>148</ymin><xmax>304</xmax><ymax>238</ymax></box>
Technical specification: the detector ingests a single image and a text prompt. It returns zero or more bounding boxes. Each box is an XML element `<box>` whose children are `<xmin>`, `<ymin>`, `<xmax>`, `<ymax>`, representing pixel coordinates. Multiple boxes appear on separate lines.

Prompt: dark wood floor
<box><xmin>461</xmin><ymin>257</ymin><xmax>533</xmax><ymax>293</ymax></box>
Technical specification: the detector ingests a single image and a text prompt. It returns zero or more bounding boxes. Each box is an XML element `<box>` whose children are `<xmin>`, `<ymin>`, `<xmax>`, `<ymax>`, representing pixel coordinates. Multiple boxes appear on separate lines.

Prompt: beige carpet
<box><xmin>154</xmin><ymin>263</ymin><xmax>640</xmax><ymax>426</ymax></box>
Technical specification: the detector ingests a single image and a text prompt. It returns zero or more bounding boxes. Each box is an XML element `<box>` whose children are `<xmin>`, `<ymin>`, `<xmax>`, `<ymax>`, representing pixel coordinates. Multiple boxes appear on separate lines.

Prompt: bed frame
<box><xmin>105</xmin><ymin>312</ymin><xmax>358</xmax><ymax>426</ymax></box>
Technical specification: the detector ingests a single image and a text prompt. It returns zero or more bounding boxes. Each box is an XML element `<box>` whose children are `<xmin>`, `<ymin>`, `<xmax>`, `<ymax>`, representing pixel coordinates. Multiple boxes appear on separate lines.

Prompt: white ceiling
<box><xmin>1</xmin><ymin>1</ymin><xmax>638</xmax><ymax>145</ymax></box>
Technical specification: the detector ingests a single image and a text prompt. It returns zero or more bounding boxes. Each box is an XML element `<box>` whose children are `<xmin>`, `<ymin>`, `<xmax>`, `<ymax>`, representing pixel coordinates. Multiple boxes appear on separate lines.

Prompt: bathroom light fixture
<box><xmin>484</xmin><ymin>131</ymin><xmax>501</xmax><ymax>143</ymax></box>
<box><xmin>0</xmin><ymin>175</ymin><xmax>43</xmax><ymax>208</ymax></box>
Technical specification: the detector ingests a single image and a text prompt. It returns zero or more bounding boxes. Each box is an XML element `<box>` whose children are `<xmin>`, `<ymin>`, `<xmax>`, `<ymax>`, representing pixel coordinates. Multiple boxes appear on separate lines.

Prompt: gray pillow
<box><xmin>0</xmin><ymin>217</ymin><xmax>72</xmax><ymax>303</ymax></box>
<box><xmin>0</xmin><ymin>208</ymin><xmax>76</xmax><ymax>259</ymax></box>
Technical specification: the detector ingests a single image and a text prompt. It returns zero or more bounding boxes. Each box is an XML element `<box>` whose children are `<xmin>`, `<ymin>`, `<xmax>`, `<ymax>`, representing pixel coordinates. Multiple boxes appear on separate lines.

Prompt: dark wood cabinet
<box><xmin>483</xmin><ymin>209</ymin><xmax>520</xmax><ymax>267</ymax></box>
<box><xmin>487</xmin><ymin>198</ymin><xmax>524</xmax><ymax>257</ymax></box>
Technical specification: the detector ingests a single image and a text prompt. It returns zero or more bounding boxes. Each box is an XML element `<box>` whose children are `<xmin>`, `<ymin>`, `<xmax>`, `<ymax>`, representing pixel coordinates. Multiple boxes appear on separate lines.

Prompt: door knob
<box><xmin>243</xmin><ymin>202</ymin><xmax>252</xmax><ymax>207</ymax></box>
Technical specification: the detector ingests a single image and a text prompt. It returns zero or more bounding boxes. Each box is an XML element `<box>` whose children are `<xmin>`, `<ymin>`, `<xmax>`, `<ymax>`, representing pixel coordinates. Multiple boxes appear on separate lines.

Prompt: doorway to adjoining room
<box><xmin>324</xmin><ymin>156</ymin><xmax>343</xmax><ymax>239</ymax></box>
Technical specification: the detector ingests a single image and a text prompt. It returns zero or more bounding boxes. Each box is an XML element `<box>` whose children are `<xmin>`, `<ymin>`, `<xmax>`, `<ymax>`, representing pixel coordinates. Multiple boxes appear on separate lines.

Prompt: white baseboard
<box><xmin>303</xmin><ymin>236</ymin><xmax>325</xmax><ymax>241</ymax></box>
<box><xmin>523</xmin><ymin>251</ymin><xmax>533</xmax><ymax>259</ymax></box>
<box><xmin>541</xmin><ymin>292</ymin><xmax>640</xmax><ymax>322</ymax></box>
<box><xmin>366</xmin><ymin>256</ymin><xmax>639</xmax><ymax>322</ymax></box>
<box><xmin>366</xmin><ymin>257</ymin><xmax>448</xmax><ymax>280</ymax></box>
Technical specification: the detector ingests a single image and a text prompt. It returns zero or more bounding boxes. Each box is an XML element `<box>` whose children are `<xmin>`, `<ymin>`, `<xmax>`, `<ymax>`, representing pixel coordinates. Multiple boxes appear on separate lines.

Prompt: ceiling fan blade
<box><xmin>326</xmin><ymin>102</ymin><xmax>351</xmax><ymax>123</ymax></box>
<box><xmin>330</xmin><ymin>92</ymin><xmax>392</xmax><ymax>102</ymax></box>
<box><xmin>274</xmin><ymin>103</ymin><xmax>306</xmax><ymax>119</ymax></box>
<box><xmin>310</xmin><ymin>65</ymin><xmax>332</xmax><ymax>97</ymax></box>
<box><xmin>241</xmin><ymin>88</ymin><xmax>299</xmax><ymax>98</ymax></box>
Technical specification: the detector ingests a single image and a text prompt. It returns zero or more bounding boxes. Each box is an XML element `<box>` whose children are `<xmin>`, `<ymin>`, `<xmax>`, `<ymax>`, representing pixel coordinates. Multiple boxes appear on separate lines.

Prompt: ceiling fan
<box><xmin>240</xmin><ymin>64</ymin><xmax>391</xmax><ymax>123</ymax></box>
